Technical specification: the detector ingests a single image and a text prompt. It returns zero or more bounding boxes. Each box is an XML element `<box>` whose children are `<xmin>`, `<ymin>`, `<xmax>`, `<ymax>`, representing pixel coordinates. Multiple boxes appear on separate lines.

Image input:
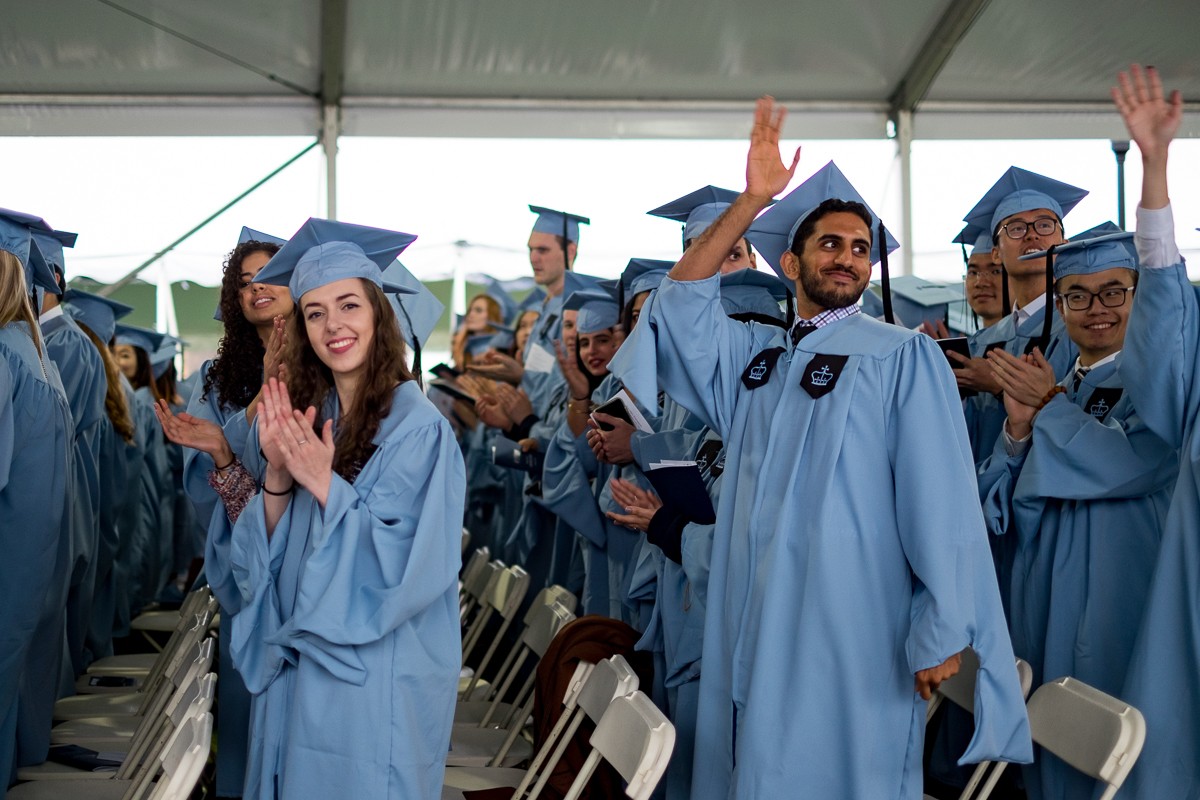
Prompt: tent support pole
<box><xmin>897</xmin><ymin>109</ymin><xmax>915</xmax><ymax>277</ymax></box>
<box><xmin>323</xmin><ymin>104</ymin><xmax>340</xmax><ymax>220</ymax></box>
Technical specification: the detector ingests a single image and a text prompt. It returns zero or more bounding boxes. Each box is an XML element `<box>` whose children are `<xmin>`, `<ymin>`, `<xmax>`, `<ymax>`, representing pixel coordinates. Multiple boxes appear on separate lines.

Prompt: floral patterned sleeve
<box><xmin>207</xmin><ymin>459</ymin><xmax>258</xmax><ymax>523</ymax></box>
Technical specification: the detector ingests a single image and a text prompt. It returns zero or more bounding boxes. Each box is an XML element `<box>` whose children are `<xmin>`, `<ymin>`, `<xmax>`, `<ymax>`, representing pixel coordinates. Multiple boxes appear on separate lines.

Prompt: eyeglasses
<box><xmin>1000</xmin><ymin>217</ymin><xmax>1060</xmax><ymax>239</ymax></box>
<box><xmin>964</xmin><ymin>267</ymin><xmax>1003</xmax><ymax>281</ymax></box>
<box><xmin>1058</xmin><ymin>285</ymin><xmax>1136</xmax><ymax>311</ymax></box>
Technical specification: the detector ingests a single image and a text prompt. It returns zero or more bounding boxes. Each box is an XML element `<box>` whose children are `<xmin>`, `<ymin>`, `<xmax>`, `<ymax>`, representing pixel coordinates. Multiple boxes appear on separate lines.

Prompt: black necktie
<box><xmin>791</xmin><ymin>323</ymin><xmax>817</xmax><ymax>346</ymax></box>
<box><xmin>1073</xmin><ymin>366</ymin><xmax>1090</xmax><ymax>391</ymax></box>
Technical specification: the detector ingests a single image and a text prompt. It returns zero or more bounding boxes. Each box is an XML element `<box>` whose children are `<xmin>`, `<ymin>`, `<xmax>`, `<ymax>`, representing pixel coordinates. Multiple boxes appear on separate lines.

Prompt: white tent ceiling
<box><xmin>4</xmin><ymin>0</ymin><xmax>1198</xmax><ymax>141</ymax></box>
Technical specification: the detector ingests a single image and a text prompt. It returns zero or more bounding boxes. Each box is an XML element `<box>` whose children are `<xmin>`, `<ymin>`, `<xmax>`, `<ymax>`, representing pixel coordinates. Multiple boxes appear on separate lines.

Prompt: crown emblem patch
<box><xmin>741</xmin><ymin>347</ymin><xmax>786</xmax><ymax>390</ymax></box>
<box><xmin>800</xmin><ymin>354</ymin><xmax>850</xmax><ymax>399</ymax></box>
<box><xmin>1083</xmin><ymin>387</ymin><xmax>1123</xmax><ymax>423</ymax></box>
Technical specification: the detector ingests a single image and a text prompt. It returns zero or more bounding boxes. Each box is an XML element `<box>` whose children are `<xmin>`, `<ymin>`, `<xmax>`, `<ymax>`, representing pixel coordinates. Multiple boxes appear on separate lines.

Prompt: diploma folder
<box><xmin>591</xmin><ymin>388</ymin><xmax>654</xmax><ymax>433</ymax></box>
<box><xmin>645</xmin><ymin>460</ymin><xmax>716</xmax><ymax>525</ymax></box>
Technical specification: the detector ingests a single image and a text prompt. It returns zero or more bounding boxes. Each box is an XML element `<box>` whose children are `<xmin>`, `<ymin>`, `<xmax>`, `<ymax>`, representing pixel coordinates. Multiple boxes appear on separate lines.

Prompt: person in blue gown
<box><xmin>955</xmin><ymin>168</ymin><xmax>1089</xmax><ymax>466</ymax></box>
<box><xmin>0</xmin><ymin>250</ymin><xmax>71</xmax><ymax>795</ymax></box>
<box><xmin>155</xmin><ymin>228</ymin><xmax>290</xmax><ymax>799</ymax></box>
<box><xmin>28</xmin><ymin>227</ymin><xmax>107</xmax><ymax>676</ymax></box>
<box><xmin>978</xmin><ymin>227</ymin><xmax>1177</xmax><ymax>800</ymax></box>
<box><xmin>642</xmin><ymin>100</ymin><xmax>1032</xmax><ymax>799</ymax></box>
<box><xmin>62</xmin><ymin>289</ymin><xmax>137</xmax><ymax>651</ymax></box>
<box><xmin>1108</xmin><ymin>63</ymin><xmax>1200</xmax><ymax>800</ymax></box>
<box><xmin>225</xmin><ymin>219</ymin><xmax>464</xmax><ymax>800</ymax></box>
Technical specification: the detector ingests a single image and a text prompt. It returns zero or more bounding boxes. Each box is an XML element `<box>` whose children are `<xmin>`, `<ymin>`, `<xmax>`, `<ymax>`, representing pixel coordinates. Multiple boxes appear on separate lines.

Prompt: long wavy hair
<box><xmin>0</xmin><ymin>250</ymin><xmax>43</xmax><ymax>357</ymax></box>
<box><xmin>202</xmin><ymin>241</ymin><xmax>283</xmax><ymax>410</ymax></box>
<box><xmin>285</xmin><ymin>279</ymin><xmax>415</xmax><ymax>482</ymax></box>
<box><xmin>78</xmin><ymin>321</ymin><xmax>136</xmax><ymax>444</ymax></box>
<box><xmin>121</xmin><ymin>344</ymin><xmax>161</xmax><ymax>401</ymax></box>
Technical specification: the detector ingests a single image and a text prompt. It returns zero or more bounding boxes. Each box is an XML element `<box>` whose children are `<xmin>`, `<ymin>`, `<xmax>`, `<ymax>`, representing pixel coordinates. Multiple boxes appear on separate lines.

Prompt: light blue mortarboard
<box><xmin>953</xmin><ymin>224</ymin><xmax>994</xmax><ymax>260</ymax></box>
<box><xmin>719</xmin><ymin>269</ymin><xmax>789</xmax><ymax>321</ymax></box>
<box><xmin>253</xmin><ymin>218</ymin><xmax>419</xmax><ymax>301</ymax></box>
<box><xmin>63</xmin><ymin>289</ymin><xmax>133</xmax><ymax>343</ymax></box>
<box><xmin>0</xmin><ymin>209</ymin><xmax>60</xmax><ymax>296</ymax></box>
<box><xmin>963</xmin><ymin>167</ymin><xmax>1089</xmax><ymax>237</ymax></box>
<box><xmin>629</xmin><ymin>269</ymin><xmax>670</xmax><ymax>300</ymax></box>
<box><xmin>486</xmin><ymin>322</ymin><xmax>516</xmax><ymax>352</ymax></box>
<box><xmin>564</xmin><ymin>289</ymin><xmax>619</xmax><ymax>334</ymax></box>
<box><xmin>214</xmin><ymin>226</ymin><xmax>288</xmax><ymax>322</ymax></box>
<box><xmin>529</xmin><ymin>205</ymin><xmax>590</xmax><ymax>243</ymax></box>
<box><xmin>619</xmin><ymin>258</ymin><xmax>675</xmax><ymax>307</ymax></box>
<box><xmin>31</xmin><ymin>229</ymin><xmax>77</xmax><ymax>295</ymax></box>
<box><xmin>465</xmin><ymin>332</ymin><xmax>498</xmax><ymax>359</ymax></box>
<box><xmin>1018</xmin><ymin>221</ymin><xmax>1138</xmax><ymax>282</ymax></box>
<box><xmin>561</xmin><ymin>270</ymin><xmax>604</xmax><ymax>301</ymax></box>
<box><xmin>745</xmin><ymin>161</ymin><xmax>900</xmax><ymax>280</ymax></box>
<box><xmin>481</xmin><ymin>277</ymin><xmax>519</xmax><ymax>324</ymax></box>
<box><xmin>647</xmin><ymin>185</ymin><xmax>744</xmax><ymax>246</ymax></box>
<box><xmin>517</xmin><ymin>286</ymin><xmax>546</xmax><ymax>313</ymax></box>
<box><xmin>114</xmin><ymin>322</ymin><xmax>166</xmax><ymax>356</ymax></box>
<box><xmin>869</xmin><ymin>275</ymin><xmax>965</xmax><ymax>329</ymax></box>
<box><xmin>150</xmin><ymin>334</ymin><xmax>183</xmax><ymax>379</ymax></box>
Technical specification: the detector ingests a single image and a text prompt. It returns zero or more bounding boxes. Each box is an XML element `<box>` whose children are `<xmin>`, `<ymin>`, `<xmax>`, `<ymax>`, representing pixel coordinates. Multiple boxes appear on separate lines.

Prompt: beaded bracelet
<box><xmin>1036</xmin><ymin>385</ymin><xmax>1066</xmax><ymax>410</ymax></box>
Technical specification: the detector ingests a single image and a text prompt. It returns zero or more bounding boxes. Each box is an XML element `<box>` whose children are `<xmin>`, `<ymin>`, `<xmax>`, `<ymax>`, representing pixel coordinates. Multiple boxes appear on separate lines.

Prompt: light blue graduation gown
<box><xmin>1115</xmin><ymin>260</ymin><xmax>1200</xmax><ymax>799</ymax></box>
<box><xmin>519</xmin><ymin>294</ymin><xmax>567</xmax><ymax>419</ymax></box>
<box><xmin>230</xmin><ymin>381</ymin><xmax>464</xmax><ymax>800</ymax></box>
<box><xmin>978</xmin><ymin>358</ymin><xmax>1176</xmax><ymax>800</ymax></box>
<box><xmin>112</xmin><ymin>377</ymin><xmax>145</xmax><ymax>637</ymax></box>
<box><xmin>87</xmin><ymin>414</ymin><xmax>123</xmax><ymax>661</ymax></box>
<box><xmin>540</xmin><ymin>373</ymin><xmax>655</xmax><ymax>624</ymax></box>
<box><xmin>133</xmin><ymin>385</ymin><xmax>173</xmax><ymax>606</ymax></box>
<box><xmin>0</xmin><ymin>323</ymin><xmax>71</xmax><ymax>792</ymax></box>
<box><xmin>647</xmin><ymin>274</ymin><xmax>1032</xmax><ymax>799</ymax></box>
<box><xmin>41</xmin><ymin>312</ymin><xmax>106</xmax><ymax>672</ymax></box>
<box><xmin>182</xmin><ymin>360</ymin><xmax>255</xmax><ymax>798</ymax></box>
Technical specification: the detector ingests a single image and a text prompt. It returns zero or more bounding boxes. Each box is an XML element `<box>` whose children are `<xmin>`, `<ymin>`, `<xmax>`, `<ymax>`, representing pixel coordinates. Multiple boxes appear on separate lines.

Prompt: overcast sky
<box><xmin>3</xmin><ymin>131</ymin><xmax>1198</xmax><ymax>296</ymax></box>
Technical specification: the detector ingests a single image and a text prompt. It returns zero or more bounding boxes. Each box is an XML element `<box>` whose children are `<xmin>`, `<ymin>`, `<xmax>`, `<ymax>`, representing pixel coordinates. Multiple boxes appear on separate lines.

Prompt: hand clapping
<box><xmin>258</xmin><ymin>378</ymin><xmax>335</xmax><ymax>505</ymax></box>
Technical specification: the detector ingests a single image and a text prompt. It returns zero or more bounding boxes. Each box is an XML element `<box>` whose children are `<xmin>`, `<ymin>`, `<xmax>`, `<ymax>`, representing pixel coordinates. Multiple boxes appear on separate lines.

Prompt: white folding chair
<box><xmin>461</xmin><ymin>528</ymin><xmax>471</xmax><ymax>555</ymax></box>
<box><xmin>455</xmin><ymin>601</ymin><xmax>575</xmax><ymax>728</ymax></box>
<box><xmin>561</xmin><ymin>691</ymin><xmax>675</xmax><ymax>800</ymax></box>
<box><xmin>461</xmin><ymin>561</ymin><xmax>504</xmax><ymax>647</ymax></box>
<box><xmin>19</xmin><ymin>648</ymin><xmax>214</xmax><ymax>782</ymax></box>
<box><xmin>1025</xmin><ymin>676</ymin><xmax>1146</xmax><ymax>800</ymax></box>
<box><xmin>460</xmin><ymin>565</ymin><xmax>531</xmax><ymax>700</ymax></box>
<box><xmin>923</xmin><ymin>649</ymin><xmax>1033</xmax><ymax>800</ymax></box>
<box><xmin>128</xmin><ymin>585</ymin><xmax>213</xmax><ymax>652</ymax></box>
<box><xmin>444</xmin><ymin>654</ymin><xmax>639</xmax><ymax>786</ymax></box>
<box><xmin>459</xmin><ymin>547</ymin><xmax>491</xmax><ymax>620</ymax></box>
<box><xmin>78</xmin><ymin>594</ymin><xmax>217</xmax><ymax>694</ymax></box>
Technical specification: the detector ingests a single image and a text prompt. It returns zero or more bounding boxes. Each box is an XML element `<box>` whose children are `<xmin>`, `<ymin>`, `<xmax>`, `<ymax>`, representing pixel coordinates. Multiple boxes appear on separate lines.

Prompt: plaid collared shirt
<box><xmin>789</xmin><ymin>304</ymin><xmax>860</xmax><ymax>344</ymax></box>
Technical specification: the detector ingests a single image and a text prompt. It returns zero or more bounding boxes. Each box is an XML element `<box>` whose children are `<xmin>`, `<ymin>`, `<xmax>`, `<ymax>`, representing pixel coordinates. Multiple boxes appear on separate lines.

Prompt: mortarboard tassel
<box><xmin>879</xmin><ymin>220</ymin><xmax>895</xmax><ymax>325</ymax></box>
<box><xmin>396</xmin><ymin>297</ymin><xmax>423</xmax><ymax>388</ymax></box>
<box><xmin>1037</xmin><ymin>244</ymin><xmax>1058</xmax><ymax>354</ymax></box>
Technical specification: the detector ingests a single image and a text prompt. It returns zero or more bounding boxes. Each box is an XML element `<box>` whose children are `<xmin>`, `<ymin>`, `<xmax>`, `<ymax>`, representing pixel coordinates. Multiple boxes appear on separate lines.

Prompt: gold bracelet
<box><xmin>567</xmin><ymin>397</ymin><xmax>592</xmax><ymax>414</ymax></box>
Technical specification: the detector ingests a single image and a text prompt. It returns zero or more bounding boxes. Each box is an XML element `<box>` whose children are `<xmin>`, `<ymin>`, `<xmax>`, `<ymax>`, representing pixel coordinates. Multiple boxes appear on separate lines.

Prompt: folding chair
<box><xmin>7</xmin><ymin>711</ymin><xmax>214</xmax><ymax>800</ymax></box>
<box><xmin>561</xmin><ymin>691</ymin><xmax>675</xmax><ymax>800</ymax></box>
<box><xmin>461</xmin><ymin>560</ymin><xmax>503</xmax><ymax>638</ymax></box>
<box><xmin>455</xmin><ymin>600</ymin><xmax>575</xmax><ymax>728</ymax></box>
<box><xmin>923</xmin><ymin>649</ymin><xmax>1033</xmax><ymax>800</ymax></box>
<box><xmin>54</xmin><ymin>635</ymin><xmax>214</xmax><ymax>723</ymax></box>
<box><xmin>17</xmin><ymin>671</ymin><xmax>215</xmax><ymax>782</ymax></box>
<box><xmin>462</xmin><ymin>528</ymin><xmax>471</xmax><ymax>555</ymax></box>
<box><xmin>77</xmin><ymin>594</ymin><xmax>217</xmax><ymax>694</ymax></box>
<box><xmin>127</xmin><ymin>585</ymin><xmax>213</xmax><ymax>653</ymax></box>
<box><xmin>1024</xmin><ymin>676</ymin><xmax>1146</xmax><ymax>800</ymax></box>
<box><xmin>459</xmin><ymin>547</ymin><xmax>491</xmax><ymax>620</ymax></box>
<box><xmin>51</xmin><ymin>671</ymin><xmax>216</xmax><ymax>747</ymax></box>
<box><xmin>444</xmin><ymin>654</ymin><xmax>638</xmax><ymax>783</ymax></box>
<box><xmin>460</xmin><ymin>565</ymin><xmax>531</xmax><ymax>700</ymax></box>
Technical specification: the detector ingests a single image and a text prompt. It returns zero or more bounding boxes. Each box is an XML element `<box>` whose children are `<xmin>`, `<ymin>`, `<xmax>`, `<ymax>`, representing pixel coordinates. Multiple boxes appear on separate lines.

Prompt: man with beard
<box><xmin>641</xmin><ymin>97</ymin><xmax>1032</xmax><ymax>799</ymax></box>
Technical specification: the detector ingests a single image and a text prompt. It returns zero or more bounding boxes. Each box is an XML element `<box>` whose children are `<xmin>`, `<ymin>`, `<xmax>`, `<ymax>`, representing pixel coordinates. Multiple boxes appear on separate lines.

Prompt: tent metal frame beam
<box><xmin>888</xmin><ymin>0</ymin><xmax>996</xmax><ymax>115</ymax></box>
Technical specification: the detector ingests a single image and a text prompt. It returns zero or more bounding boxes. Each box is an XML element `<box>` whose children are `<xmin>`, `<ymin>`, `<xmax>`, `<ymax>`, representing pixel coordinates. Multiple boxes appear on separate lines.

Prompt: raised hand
<box><xmin>257</xmin><ymin>378</ymin><xmax>292</xmax><ymax>476</ymax></box>
<box><xmin>746</xmin><ymin>96</ymin><xmax>802</xmax><ymax>202</ymax></box>
<box><xmin>153</xmin><ymin>399</ymin><xmax>234</xmax><ymax>465</ymax></box>
<box><xmin>1112</xmin><ymin>64</ymin><xmax>1183</xmax><ymax>162</ymax></box>
<box><xmin>263</xmin><ymin>378</ymin><xmax>335</xmax><ymax>505</ymax></box>
<box><xmin>605</xmin><ymin>477</ymin><xmax>663</xmax><ymax>532</ymax></box>
<box><xmin>474</xmin><ymin>394</ymin><xmax>513</xmax><ymax>430</ymax></box>
<box><xmin>555</xmin><ymin>336</ymin><xmax>592</xmax><ymax>402</ymax></box>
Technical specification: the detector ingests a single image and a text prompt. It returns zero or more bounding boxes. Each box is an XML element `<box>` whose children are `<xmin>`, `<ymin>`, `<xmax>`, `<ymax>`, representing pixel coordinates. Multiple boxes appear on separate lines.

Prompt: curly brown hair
<box><xmin>202</xmin><ymin>241</ymin><xmax>282</xmax><ymax>410</ymax></box>
<box><xmin>285</xmin><ymin>280</ymin><xmax>415</xmax><ymax>482</ymax></box>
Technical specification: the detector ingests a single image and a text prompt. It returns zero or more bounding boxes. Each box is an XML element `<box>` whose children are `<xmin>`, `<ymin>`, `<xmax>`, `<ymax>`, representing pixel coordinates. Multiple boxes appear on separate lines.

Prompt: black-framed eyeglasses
<box><xmin>1000</xmin><ymin>217</ymin><xmax>1060</xmax><ymax>239</ymax></box>
<box><xmin>964</xmin><ymin>267</ymin><xmax>1004</xmax><ymax>281</ymax></box>
<box><xmin>1058</xmin><ymin>285</ymin><xmax>1136</xmax><ymax>311</ymax></box>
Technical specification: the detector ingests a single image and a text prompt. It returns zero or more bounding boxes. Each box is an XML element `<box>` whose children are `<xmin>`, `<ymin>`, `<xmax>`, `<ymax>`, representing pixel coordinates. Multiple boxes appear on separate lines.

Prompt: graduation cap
<box><xmin>564</xmin><ymin>289</ymin><xmax>619</xmax><ymax>334</ymax></box>
<box><xmin>647</xmin><ymin>185</ymin><xmax>743</xmax><ymax>248</ymax></box>
<box><xmin>529</xmin><ymin>204</ymin><xmax>590</xmax><ymax>273</ymax></box>
<box><xmin>150</xmin><ymin>334</ymin><xmax>184</xmax><ymax>380</ymax></box>
<box><xmin>0</xmin><ymin>209</ymin><xmax>60</xmax><ymax>297</ymax></box>
<box><xmin>63</xmin><ymin>289</ymin><xmax>133</xmax><ymax>344</ymax></box>
<box><xmin>253</xmin><ymin>218</ymin><xmax>419</xmax><ymax>301</ymax></box>
<box><xmin>963</xmin><ymin>166</ymin><xmax>1088</xmax><ymax>238</ymax></box>
<box><xmin>215</xmin><ymin>226</ymin><xmax>288</xmax><ymax>322</ymax></box>
<box><xmin>1018</xmin><ymin>221</ymin><xmax>1134</xmax><ymax>352</ymax></box>
<box><xmin>745</xmin><ymin>161</ymin><xmax>900</xmax><ymax>321</ymax></box>
<box><xmin>464</xmin><ymin>332</ymin><xmax>499</xmax><ymax>359</ymax></box>
<box><xmin>618</xmin><ymin>257</ymin><xmax>675</xmax><ymax>310</ymax></box>
<box><xmin>484</xmin><ymin>322</ymin><xmax>516</xmax><ymax>352</ymax></box>
<box><xmin>719</xmin><ymin>269</ymin><xmax>789</xmax><ymax>322</ymax></box>
<box><xmin>114</xmin><ymin>322</ymin><xmax>166</xmax><ymax>356</ymax></box>
<box><xmin>31</xmin><ymin>229</ymin><xmax>77</xmax><ymax>296</ymax></box>
<box><xmin>866</xmin><ymin>275</ymin><xmax>965</xmax><ymax>330</ymax></box>
<box><xmin>516</xmin><ymin>286</ymin><xmax>547</xmax><ymax>314</ymax></box>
